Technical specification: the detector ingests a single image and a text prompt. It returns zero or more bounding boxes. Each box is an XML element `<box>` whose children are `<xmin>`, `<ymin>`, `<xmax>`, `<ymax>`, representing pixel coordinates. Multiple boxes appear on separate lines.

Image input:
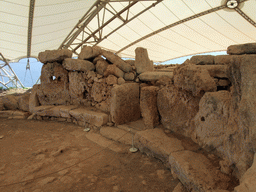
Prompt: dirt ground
<box><xmin>0</xmin><ymin>118</ymin><xmax>179</xmax><ymax>192</ymax></box>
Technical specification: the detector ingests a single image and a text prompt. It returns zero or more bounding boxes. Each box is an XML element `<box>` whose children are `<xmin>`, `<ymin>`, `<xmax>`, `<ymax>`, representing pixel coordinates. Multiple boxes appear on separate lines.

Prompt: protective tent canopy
<box><xmin>1</xmin><ymin>0</ymin><xmax>256</xmax><ymax>63</ymax></box>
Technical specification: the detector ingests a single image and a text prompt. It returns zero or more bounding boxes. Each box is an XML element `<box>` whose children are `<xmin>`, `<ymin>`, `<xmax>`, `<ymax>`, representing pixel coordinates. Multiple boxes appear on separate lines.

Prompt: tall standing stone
<box><xmin>140</xmin><ymin>86</ymin><xmax>160</xmax><ymax>129</ymax></box>
<box><xmin>110</xmin><ymin>83</ymin><xmax>140</xmax><ymax>125</ymax></box>
<box><xmin>135</xmin><ymin>47</ymin><xmax>154</xmax><ymax>74</ymax></box>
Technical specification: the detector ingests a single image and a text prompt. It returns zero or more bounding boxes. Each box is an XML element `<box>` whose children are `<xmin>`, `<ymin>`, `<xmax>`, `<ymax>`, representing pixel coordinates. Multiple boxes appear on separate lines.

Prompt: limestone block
<box><xmin>218</xmin><ymin>79</ymin><xmax>230</xmax><ymax>87</ymax></box>
<box><xmin>197</xmin><ymin>65</ymin><xmax>229</xmax><ymax>78</ymax></box>
<box><xmin>214</xmin><ymin>55</ymin><xmax>233</xmax><ymax>64</ymax></box>
<box><xmin>190</xmin><ymin>55</ymin><xmax>215</xmax><ymax>65</ymax></box>
<box><xmin>106</xmin><ymin>75</ymin><xmax>117</xmax><ymax>85</ymax></box>
<box><xmin>91</xmin><ymin>82</ymin><xmax>109</xmax><ymax>103</ymax></box>
<box><xmin>100</xmin><ymin>127</ymin><xmax>132</xmax><ymax>145</ymax></box>
<box><xmin>18</xmin><ymin>93</ymin><xmax>30</xmax><ymax>112</ymax></box>
<box><xmin>93</xmin><ymin>55</ymin><xmax>105</xmax><ymax>64</ymax></box>
<box><xmin>117</xmin><ymin>77</ymin><xmax>125</xmax><ymax>85</ymax></box>
<box><xmin>63</xmin><ymin>58</ymin><xmax>95</xmax><ymax>72</ymax></box>
<box><xmin>134</xmin><ymin>128</ymin><xmax>184</xmax><ymax>163</ymax></box>
<box><xmin>1</xmin><ymin>95</ymin><xmax>18</xmax><ymax>110</ymax></box>
<box><xmin>157</xmin><ymin>85</ymin><xmax>201</xmax><ymax>137</ymax></box>
<box><xmin>0</xmin><ymin>110</ymin><xmax>14</xmax><ymax>118</ymax></box>
<box><xmin>68</xmin><ymin>72</ymin><xmax>86</xmax><ymax>100</ymax></box>
<box><xmin>69</xmin><ymin>108</ymin><xmax>108</xmax><ymax>127</ymax></box>
<box><xmin>102</xmin><ymin>50</ymin><xmax>132</xmax><ymax>72</ymax></box>
<box><xmin>104</xmin><ymin>64</ymin><xmax>124</xmax><ymax>78</ymax></box>
<box><xmin>38</xmin><ymin>49</ymin><xmax>72</xmax><ymax>64</ymax></box>
<box><xmin>110</xmin><ymin>83</ymin><xmax>140</xmax><ymax>125</ymax></box>
<box><xmin>227</xmin><ymin>43</ymin><xmax>256</xmax><ymax>55</ymax></box>
<box><xmin>124</xmin><ymin>72</ymin><xmax>135</xmax><ymax>81</ymax></box>
<box><xmin>125</xmin><ymin>60</ymin><xmax>135</xmax><ymax>66</ymax></box>
<box><xmin>78</xmin><ymin>45</ymin><xmax>102</xmax><ymax>60</ymax></box>
<box><xmin>38</xmin><ymin>62</ymin><xmax>70</xmax><ymax>105</ymax></box>
<box><xmin>135</xmin><ymin>47</ymin><xmax>154</xmax><ymax>74</ymax></box>
<box><xmin>234</xmin><ymin>154</ymin><xmax>256</xmax><ymax>192</ymax></box>
<box><xmin>0</xmin><ymin>99</ymin><xmax>4</xmax><ymax>111</ymax></box>
<box><xmin>173</xmin><ymin>63</ymin><xmax>216</xmax><ymax>96</ymax></box>
<box><xmin>96</xmin><ymin>60</ymin><xmax>108</xmax><ymax>75</ymax></box>
<box><xmin>169</xmin><ymin>150</ymin><xmax>231</xmax><ymax>192</ymax></box>
<box><xmin>138</xmin><ymin>71</ymin><xmax>173</xmax><ymax>81</ymax></box>
<box><xmin>194</xmin><ymin>91</ymin><xmax>231</xmax><ymax>148</ymax></box>
<box><xmin>140</xmin><ymin>86</ymin><xmax>159</xmax><ymax>129</ymax></box>
<box><xmin>29</xmin><ymin>84</ymin><xmax>40</xmax><ymax>113</ymax></box>
<box><xmin>173</xmin><ymin>182</ymin><xmax>187</xmax><ymax>192</ymax></box>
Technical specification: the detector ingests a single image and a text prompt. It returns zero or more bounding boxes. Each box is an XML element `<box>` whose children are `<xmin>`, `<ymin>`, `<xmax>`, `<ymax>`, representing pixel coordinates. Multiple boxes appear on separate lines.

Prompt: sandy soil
<box><xmin>0</xmin><ymin>118</ymin><xmax>179</xmax><ymax>192</ymax></box>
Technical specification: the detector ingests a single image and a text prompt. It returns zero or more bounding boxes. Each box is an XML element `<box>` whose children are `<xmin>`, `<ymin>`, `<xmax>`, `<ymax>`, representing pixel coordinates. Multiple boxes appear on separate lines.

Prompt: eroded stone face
<box><xmin>135</xmin><ymin>47</ymin><xmax>153</xmax><ymax>74</ymax></box>
<box><xmin>37</xmin><ymin>62</ymin><xmax>70</xmax><ymax>105</ymax></box>
<box><xmin>157</xmin><ymin>85</ymin><xmax>201</xmax><ymax>137</ymax></box>
<box><xmin>68</xmin><ymin>71</ymin><xmax>87</xmax><ymax>100</ymax></box>
<box><xmin>38</xmin><ymin>49</ymin><xmax>72</xmax><ymax>64</ymax></box>
<box><xmin>78</xmin><ymin>45</ymin><xmax>102</xmax><ymax>60</ymax></box>
<box><xmin>227</xmin><ymin>43</ymin><xmax>256</xmax><ymax>55</ymax></box>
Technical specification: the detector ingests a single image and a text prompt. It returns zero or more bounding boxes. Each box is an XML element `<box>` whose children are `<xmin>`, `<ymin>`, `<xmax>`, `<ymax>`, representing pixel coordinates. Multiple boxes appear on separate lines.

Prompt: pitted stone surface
<box><xmin>38</xmin><ymin>49</ymin><xmax>72</xmax><ymax>64</ymax></box>
<box><xmin>139</xmin><ymin>71</ymin><xmax>173</xmax><ymax>81</ymax></box>
<box><xmin>63</xmin><ymin>58</ymin><xmax>95</xmax><ymax>72</ymax></box>
<box><xmin>134</xmin><ymin>128</ymin><xmax>184</xmax><ymax>163</ymax></box>
<box><xmin>227</xmin><ymin>43</ymin><xmax>256</xmax><ymax>55</ymax></box>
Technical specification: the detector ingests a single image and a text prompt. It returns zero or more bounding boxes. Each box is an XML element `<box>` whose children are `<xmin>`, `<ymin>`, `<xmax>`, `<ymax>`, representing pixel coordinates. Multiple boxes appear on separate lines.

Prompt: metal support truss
<box><xmin>0</xmin><ymin>53</ymin><xmax>24</xmax><ymax>89</ymax></box>
<box><xmin>235</xmin><ymin>7</ymin><xmax>256</xmax><ymax>28</ymax></box>
<box><xmin>58</xmin><ymin>0</ymin><xmax>162</xmax><ymax>55</ymax></box>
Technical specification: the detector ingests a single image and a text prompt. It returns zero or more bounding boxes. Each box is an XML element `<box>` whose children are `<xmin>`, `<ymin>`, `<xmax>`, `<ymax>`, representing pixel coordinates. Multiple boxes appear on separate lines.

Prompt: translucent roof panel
<box><xmin>0</xmin><ymin>0</ymin><xmax>256</xmax><ymax>63</ymax></box>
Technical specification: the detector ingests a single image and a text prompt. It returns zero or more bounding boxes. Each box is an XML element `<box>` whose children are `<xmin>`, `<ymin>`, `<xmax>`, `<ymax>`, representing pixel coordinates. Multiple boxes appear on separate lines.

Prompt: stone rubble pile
<box><xmin>1</xmin><ymin>42</ymin><xmax>256</xmax><ymax>191</ymax></box>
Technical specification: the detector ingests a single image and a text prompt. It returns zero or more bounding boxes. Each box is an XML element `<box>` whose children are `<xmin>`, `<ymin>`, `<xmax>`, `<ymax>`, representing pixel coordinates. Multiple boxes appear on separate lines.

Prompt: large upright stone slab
<box><xmin>227</xmin><ymin>43</ymin><xmax>256</xmax><ymax>55</ymax></box>
<box><xmin>78</xmin><ymin>45</ymin><xmax>102</xmax><ymax>60</ymax></box>
<box><xmin>169</xmin><ymin>150</ymin><xmax>231</xmax><ymax>192</ymax></box>
<box><xmin>63</xmin><ymin>58</ymin><xmax>95</xmax><ymax>72</ymax></box>
<box><xmin>110</xmin><ymin>83</ymin><xmax>140</xmax><ymax>125</ymax></box>
<box><xmin>68</xmin><ymin>71</ymin><xmax>86</xmax><ymax>100</ymax></box>
<box><xmin>157</xmin><ymin>85</ymin><xmax>201</xmax><ymax>137</ymax></box>
<box><xmin>29</xmin><ymin>84</ymin><xmax>40</xmax><ymax>113</ymax></box>
<box><xmin>38</xmin><ymin>49</ymin><xmax>72</xmax><ymax>64</ymax></box>
<box><xmin>135</xmin><ymin>47</ymin><xmax>153</xmax><ymax>74</ymax></box>
<box><xmin>102</xmin><ymin>50</ymin><xmax>132</xmax><ymax>72</ymax></box>
<box><xmin>140</xmin><ymin>86</ymin><xmax>159</xmax><ymax>129</ymax></box>
<box><xmin>134</xmin><ymin>128</ymin><xmax>184</xmax><ymax>163</ymax></box>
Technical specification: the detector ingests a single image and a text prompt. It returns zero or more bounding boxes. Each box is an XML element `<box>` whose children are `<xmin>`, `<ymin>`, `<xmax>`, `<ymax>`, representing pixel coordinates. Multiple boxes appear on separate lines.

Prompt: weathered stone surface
<box><xmin>78</xmin><ymin>45</ymin><xmax>102</xmax><ymax>60</ymax></box>
<box><xmin>1</xmin><ymin>95</ymin><xmax>18</xmax><ymax>110</ymax></box>
<box><xmin>68</xmin><ymin>71</ymin><xmax>86</xmax><ymax>100</ymax></box>
<box><xmin>63</xmin><ymin>58</ymin><xmax>95</xmax><ymax>72</ymax></box>
<box><xmin>217</xmin><ymin>79</ymin><xmax>230</xmax><ymax>87</ymax></box>
<box><xmin>214</xmin><ymin>55</ymin><xmax>233</xmax><ymax>64</ymax></box>
<box><xmin>134</xmin><ymin>128</ymin><xmax>184</xmax><ymax>163</ymax></box>
<box><xmin>29</xmin><ymin>84</ymin><xmax>40</xmax><ymax>113</ymax></box>
<box><xmin>18</xmin><ymin>93</ymin><xmax>30</xmax><ymax>112</ymax></box>
<box><xmin>173</xmin><ymin>63</ymin><xmax>216</xmax><ymax>96</ymax></box>
<box><xmin>100</xmin><ymin>127</ymin><xmax>132</xmax><ymax>145</ymax></box>
<box><xmin>0</xmin><ymin>110</ymin><xmax>14</xmax><ymax>117</ymax></box>
<box><xmin>190</xmin><ymin>55</ymin><xmax>215</xmax><ymax>65</ymax></box>
<box><xmin>125</xmin><ymin>60</ymin><xmax>135</xmax><ymax>66</ymax></box>
<box><xmin>117</xmin><ymin>77</ymin><xmax>125</xmax><ymax>85</ymax></box>
<box><xmin>139</xmin><ymin>71</ymin><xmax>173</xmax><ymax>81</ymax></box>
<box><xmin>93</xmin><ymin>55</ymin><xmax>105</xmax><ymax>64</ymax></box>
<box><xmin>173</xmin><ymin>182</ymin><xmax>187</xmax><ymax>192</ymax></box>
<box><xmin>38</xmin><ymin>62</ymin><xmax>70</xmax><ymax>105</ymax></box>
<box><xmin>193</xmin><ymin>91</ymin><xmax>231</xmax><ymax>149</ymax></box>
<box><xmin>227</xmin><ymin>43</ymin><xmax>256</xmax><ymax>55</ymax></box>
<box><xmin>0</xmin><ymin>99</ymin><xmax>4</xmax><ymax>111</ymax></box>
<box><xmin>140</xmin><ymin>86</ymin><xmax>159</xmax><ymax>129</ymax></box>
<box><xmin>102</xmin><ymin>50</ymin><xmax>132</xmax><ymax>72</ymax></box>
<box><xmin>124</xmin><ymin>72</ymin><xmax>135</xmax><ymax>81</ymax></box>
<box><xmin>106</xmin><ymin>75</ymin><xmax>117</xmax><ymax>85</ymax></box>
<box><xmin>157</xmin><ymin>85</ymin><xmax>201</xmax><ymax>137</ymax></box>
<box><xmin>104</xmin><ymin>64</ymin><xmax>124</xmax><ymax>78</ymax></box>
<box><xmin>70</xmin><ymin>108</ymin><xmax>108</xmax><ymax>127</ymax></box>
<box><xmin>155</xmin><ymin>76</ymin><xmax>173</xmax><ymax>86</ymax></box>
<box><xmin>96</xmin><ymin>60</ymin><xmax>108</xmax><ymax>75</ymax></box>
<box><xmin>110</xmin><ymin>83</ymin><xmax>140</xmax><ymax>125</ymax></box>
<box><xmin>86</xmin><ymin>132</ymin><xmax>125</xmax><ymax>153</ymax></box>
<box><xmin>36</xmin><ymin>105</ymin><xmax>77</xmax><ymax>118</ymax></box>
<box><xmin>198</xmin><ymin>65</ymin><xmax>229</xmax><ymax>78</ymax></box>
<box><xmin>38</xmin><ymin>49</ymin><xmax>72</xmax><ymax>64</ymax></box>
<box><xmin>234</xmin><ymin>154</ymin><xmax>256</xmax><ymax>192</ymax></box>
<box><xmin>91</xmin><ymin>82</ymin><xmax>109</xmax><ymax>103</ymax></box>
<box><xmin>169</xmin><ymin>150</ymin><xmax>231</xmax><ymax>192</ymax></box>
<box><xmin>135</xmin><ymin>47</ymin><xmax>154</xmax><ymax>74</ymax></box>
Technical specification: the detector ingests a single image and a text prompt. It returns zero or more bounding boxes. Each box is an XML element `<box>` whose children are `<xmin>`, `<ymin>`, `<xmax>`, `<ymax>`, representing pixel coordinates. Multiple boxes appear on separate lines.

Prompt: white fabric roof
<box><xmin>1</xmin><ymin>0</ymin><xmax>256</xmax><ymax>63</ymax></box>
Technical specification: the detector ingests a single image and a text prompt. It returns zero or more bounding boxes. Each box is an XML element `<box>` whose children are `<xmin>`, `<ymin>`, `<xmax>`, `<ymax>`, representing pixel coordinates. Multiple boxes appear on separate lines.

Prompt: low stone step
<box><xmin>69</xmin><ymin>108</ymin><xmax>109</xmax><ymax>127</ymax></box>
<box><xmin>134</xmin><ymin>128</ymin><xmax>184</xmax><ymax>163</ymax></box>
<box><xmin>100</xmin><ymin>127</ymin><xmax>133</xmax><ymax>145</ymax></box>
<box><xmin>169</xmin><ymin>150</ymin><xmax>232</xmax><ymax>192</ymax></box>
<box><xmin>35</xmin><ymin>105</ymin><xmax>78</xmax><ymax>118</ymax></box>
<box><xmin>85</xmin><ymin>132</ymin><xmax>127</xmax><ymax>153</ymax></box>
<box><xmin>0</xmin><ymin>110</ymin><xmax>30</xmax><ymax>119</ymax></box>
<box><xmin>138</xmin><ymin>71</ymin><xmax>173</xmax><ymax>81</ymax></box>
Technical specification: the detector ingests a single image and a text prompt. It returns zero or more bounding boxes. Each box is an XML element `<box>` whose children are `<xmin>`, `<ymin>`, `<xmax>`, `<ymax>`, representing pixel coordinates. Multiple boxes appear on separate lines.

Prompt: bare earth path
<box><xmin>0</xmin><ymin>118</ymin><xmax>179</xmax><ymax>192</ymax></box>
